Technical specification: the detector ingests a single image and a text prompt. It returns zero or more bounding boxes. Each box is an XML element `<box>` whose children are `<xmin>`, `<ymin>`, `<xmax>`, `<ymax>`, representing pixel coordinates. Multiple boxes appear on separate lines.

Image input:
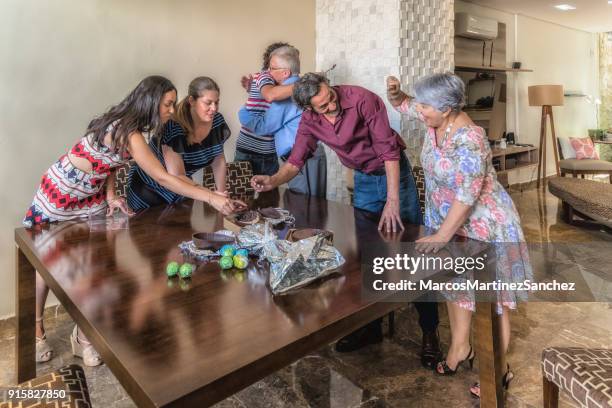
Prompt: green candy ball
<box><xmin>219</xmin><ymin>256</ymin><xmax>234</xmax><ymax>270</ymax></box>
<box><xmin>219</xmin><ymin>244</ymin><xmax>236</xmax><ymax>257</ymax></box>
<box><xmin>232</xmin><ymin>254</ymin><xmax>249</xmax><ymax>269</ymax></box>
<box><xmin>179</xmin><ymin>263</ymin><xmax>194</xmax><ymax>278</ymax></box>
<box><xmin>166</xmin><ymin>261</ymin><xmax>180</xmax><ymax>277</ymax></box>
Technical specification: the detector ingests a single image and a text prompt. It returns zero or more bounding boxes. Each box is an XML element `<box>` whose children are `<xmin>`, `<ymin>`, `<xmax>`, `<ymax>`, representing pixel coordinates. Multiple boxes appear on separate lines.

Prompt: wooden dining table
<box><xmin>15</xmin><ymin>189</ymin><xmax>506</xmax><ymax>407</ymax></box>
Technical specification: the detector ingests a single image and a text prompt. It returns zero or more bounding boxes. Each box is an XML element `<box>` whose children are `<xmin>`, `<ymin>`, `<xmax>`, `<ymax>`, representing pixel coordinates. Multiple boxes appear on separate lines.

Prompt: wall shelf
<box><xmin>455</xmin><ymin>64</ymin><xmax>533</xmax><ymax>73</ymax></box>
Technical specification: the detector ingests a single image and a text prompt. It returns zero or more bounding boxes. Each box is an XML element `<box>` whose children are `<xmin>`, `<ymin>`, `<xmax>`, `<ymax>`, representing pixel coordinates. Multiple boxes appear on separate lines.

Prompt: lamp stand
<box><xmin>536</xmin><ymin>105</ymin><xmax>560</xmax><ymax>188</ymax></box>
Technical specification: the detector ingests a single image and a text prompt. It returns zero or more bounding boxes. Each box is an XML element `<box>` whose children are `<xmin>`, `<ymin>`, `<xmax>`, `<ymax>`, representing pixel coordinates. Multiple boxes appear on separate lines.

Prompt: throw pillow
<box><xmin>558</xmin><ymin>137</ymin><xmax>576</xmax><ymax>159</ymax></box>
<box><xmin>569</xmin><ymin>137</ymin><xmax>600</xmax><ymax>160</ymax></box>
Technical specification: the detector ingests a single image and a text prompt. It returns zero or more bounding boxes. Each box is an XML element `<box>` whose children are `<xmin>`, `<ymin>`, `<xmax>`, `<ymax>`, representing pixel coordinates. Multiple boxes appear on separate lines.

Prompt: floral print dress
<box><xmin>419</xmin><ymin>125</ymin><xmax>532</xmax><ymax>312</ymax></box>
<box><xmin>373</xmin><ymin>76</ymin><xmax>535</xmax><ymax>311</ymax></box>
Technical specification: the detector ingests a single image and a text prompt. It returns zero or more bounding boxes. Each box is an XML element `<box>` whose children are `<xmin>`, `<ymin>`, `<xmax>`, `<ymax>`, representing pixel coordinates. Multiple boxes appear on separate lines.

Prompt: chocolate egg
<box><xmin>179</xmin><ymin>263</ymin><xmax>194</xmax><ymax>278</ymax></box>
<box><xmin>166</xmin><ymin>261</ymin><xmax>180</xmax><ymax>277</ymax></box>
<box><xmin>235</xmin><ymin>248</ymin><xmax>249</xmax><ymax>258</ymax></box>
<box><xmin>219</xmin><ymin>255</ymin><xmax>234</xmax><ymax>270</ymax></box>
<box><xmin>219</xmin><ymin>244</ymin><xmax>236</xmax><ymax>257</ymax></box>
<box><xmin>233</xmin><ymin>254</ymin><xmax>249</xmax><ymax>269</ymax></box>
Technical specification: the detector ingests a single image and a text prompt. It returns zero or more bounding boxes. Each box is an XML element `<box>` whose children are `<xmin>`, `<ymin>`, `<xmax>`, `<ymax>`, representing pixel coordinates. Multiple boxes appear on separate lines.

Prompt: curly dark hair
<box><xmin>292</xmin><ymin>72</ymin><xmax>329</xmax><ymax>110</ymax></box>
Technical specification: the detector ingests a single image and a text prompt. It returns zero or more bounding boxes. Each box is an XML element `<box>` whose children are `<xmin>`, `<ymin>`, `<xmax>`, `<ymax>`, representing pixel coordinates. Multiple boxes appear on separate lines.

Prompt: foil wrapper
<box><xmin>178</xmin><ymin>241</ymin><xmax>218</xmax><ymax>262</ymax></box>
<box><xmin>237</xmin><ymin>222</ymin><xmax>290</xmax><ymax>258</ymax></box>
<box><xmin>269</xmin><ymin>235</ymin><xmax>345</xmax><ymax>295</ymax></box>
<box><xmin>263</xmin><ymin>208</ymin><xmax>296</xmax><ymax>226</ymax></box>
<box><xmin>238</xmin><ymin>222</ymin><xmax>345</xmax><ymax>295</ymax></box>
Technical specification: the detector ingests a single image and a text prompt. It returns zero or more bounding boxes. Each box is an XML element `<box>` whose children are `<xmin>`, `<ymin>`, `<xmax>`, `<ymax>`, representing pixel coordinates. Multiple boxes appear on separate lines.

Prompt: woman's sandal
<box><xmin>436</xmin><ymin>346</ymin><xmax>475</xmax><ymax>375</ymax></box>
<box><xmin>70</xmin><ymin>325</ymin><xmax>102</xmax><ymax>367</ymax></box>
<box><xmin>470</xmin><ymin>363</ymin><xmax>514</xmax><ymax>398</ymax></box>
<box><xmin>35</xmin><ymin>318</ymin><xmax>52</xmax><ymax>363</ymax></box>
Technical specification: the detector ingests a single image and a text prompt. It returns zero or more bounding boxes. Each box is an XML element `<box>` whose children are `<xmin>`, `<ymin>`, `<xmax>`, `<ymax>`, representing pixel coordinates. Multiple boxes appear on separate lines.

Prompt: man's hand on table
<box><xmin>378</xmin><ymin>198</ymin><xmax>405</xmax><ymax>232</ymax></box>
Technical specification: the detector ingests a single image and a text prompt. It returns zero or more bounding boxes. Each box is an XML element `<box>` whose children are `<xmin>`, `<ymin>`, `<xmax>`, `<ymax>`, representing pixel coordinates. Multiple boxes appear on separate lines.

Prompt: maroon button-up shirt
<box><xmin>287</xmin><ymin>85</ymin><xmax>406</xmax><ymax>173</ymax></box>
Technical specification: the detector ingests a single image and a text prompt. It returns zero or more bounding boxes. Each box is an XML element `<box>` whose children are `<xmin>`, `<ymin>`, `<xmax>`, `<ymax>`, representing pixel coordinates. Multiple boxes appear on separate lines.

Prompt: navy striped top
<box><xmin>127</xmin><ymin>113</ymin><xmax>230</xmax><ymax>210</ymax></box>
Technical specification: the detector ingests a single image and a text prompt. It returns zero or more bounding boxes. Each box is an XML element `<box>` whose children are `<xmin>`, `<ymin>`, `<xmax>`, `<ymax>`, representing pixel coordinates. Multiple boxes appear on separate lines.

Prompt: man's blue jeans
<box><xmin>352</xmin><ymin>154</ymin><xmax>438</xmax><ymax>335</ymax></box>
<box><xmin>353</xmin><ymin>153</ymin><xmax>423</xmax><ymax>225</ymax></box>
<box><xmin>234</xmin><ymin>150</ymin><xmax>280</xmax><ymax>176</ymax></box>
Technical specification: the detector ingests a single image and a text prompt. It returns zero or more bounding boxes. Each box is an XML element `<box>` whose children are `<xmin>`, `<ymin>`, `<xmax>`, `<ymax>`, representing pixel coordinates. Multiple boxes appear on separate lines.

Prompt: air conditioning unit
<box><xmin>455</xmin><ymin>13</ymin><xmax>498</xmax><ymax>40</ymax></box>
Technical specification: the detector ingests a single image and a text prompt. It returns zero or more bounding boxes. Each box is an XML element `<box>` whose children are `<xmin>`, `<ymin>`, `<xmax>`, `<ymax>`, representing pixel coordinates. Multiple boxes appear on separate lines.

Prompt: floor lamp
<box><xmin>528</xmin><ymin>85</ymin><xmax>564</xmax><ymax>188</ymax></box>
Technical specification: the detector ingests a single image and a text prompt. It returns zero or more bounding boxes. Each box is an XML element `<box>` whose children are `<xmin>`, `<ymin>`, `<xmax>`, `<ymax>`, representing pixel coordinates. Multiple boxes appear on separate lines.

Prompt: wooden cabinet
<box><xmin>491</xmin><ymin>145</ymin><xmax>539</xmax><ymax>188</ymax></box>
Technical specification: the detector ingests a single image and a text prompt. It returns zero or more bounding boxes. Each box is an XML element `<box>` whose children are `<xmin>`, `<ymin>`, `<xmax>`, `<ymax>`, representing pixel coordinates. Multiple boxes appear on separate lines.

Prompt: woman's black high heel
<box><xmin>435</xmin><ymin>346</ymin><xmax>474</xmax><ymax>375</ymax></box>
<box><xmin>470</xmin><ymin>363</ymin><xmax>514</xmax><ymax>398</ymax></box>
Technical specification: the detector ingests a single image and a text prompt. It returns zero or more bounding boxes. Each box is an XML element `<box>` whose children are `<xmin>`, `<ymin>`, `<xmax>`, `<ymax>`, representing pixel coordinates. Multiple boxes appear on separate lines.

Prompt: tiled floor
<box><xmin>1</xmin><ymin>185</ymin><xmax>610</xmax><ymax>407</ymax></box>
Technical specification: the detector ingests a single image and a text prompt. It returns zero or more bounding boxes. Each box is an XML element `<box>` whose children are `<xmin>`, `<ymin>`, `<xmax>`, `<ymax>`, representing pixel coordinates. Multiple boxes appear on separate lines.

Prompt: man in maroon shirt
<box><xmin>251</xmin><ymin>73</ymin><xmax>441</xmax><ymax>366</ymax></box>
<box><xmin>252</xmin><ymin>72</ymin><xmax>420</xmax><ymax>230</ymax></box>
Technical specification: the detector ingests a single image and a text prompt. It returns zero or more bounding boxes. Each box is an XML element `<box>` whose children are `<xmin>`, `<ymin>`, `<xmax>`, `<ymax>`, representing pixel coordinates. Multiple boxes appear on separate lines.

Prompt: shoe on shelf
<box><xmin>436</xmin><ymin>345</ymin><xmax>474</xmax><ymax>375</ymax></box>
<box><xmin>470</xmin><ymin>363</ymin><xmax>514</xmax><ymax>398</ymax></box>
<box><xmin>35</xmin><ymin>317</ymin><xmax>52</xmax><ymax>363</ymax></box>
<box><xmin>70</xmin><ymin>325</ymin><xmax>102</xmax><ymax>367</ymax></box>
<box><xmin>421</xmin><ymin>329</ymin><xmax>442</xmax><ymax>369</ymax></box>
<box><xmin>334</xmin><ymin>319</ymin><xmax>383</xmax><ymax>353</ymax></box>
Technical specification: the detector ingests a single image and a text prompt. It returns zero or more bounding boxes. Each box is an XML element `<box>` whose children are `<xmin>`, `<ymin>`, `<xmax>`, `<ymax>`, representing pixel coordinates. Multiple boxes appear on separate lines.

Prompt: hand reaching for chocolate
<box><xmin>208</xmin><ymin>193</ymin><xmax>247</xmax><ymax>215</ymax></box>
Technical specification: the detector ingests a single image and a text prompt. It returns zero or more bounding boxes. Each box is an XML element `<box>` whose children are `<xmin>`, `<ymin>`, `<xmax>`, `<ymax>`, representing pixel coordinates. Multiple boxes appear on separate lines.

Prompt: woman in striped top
<box><xmin>128</xmin><ymin>77</ymin><xmax>231</xmax><ymax>210</ymax></box>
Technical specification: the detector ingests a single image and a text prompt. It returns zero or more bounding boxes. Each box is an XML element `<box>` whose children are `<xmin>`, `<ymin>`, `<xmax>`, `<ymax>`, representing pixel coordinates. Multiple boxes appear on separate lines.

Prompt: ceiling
<box><xmin>463</xmin><ymin>0</ymin><xmax>612</xmax><ymax>33</ymax></box>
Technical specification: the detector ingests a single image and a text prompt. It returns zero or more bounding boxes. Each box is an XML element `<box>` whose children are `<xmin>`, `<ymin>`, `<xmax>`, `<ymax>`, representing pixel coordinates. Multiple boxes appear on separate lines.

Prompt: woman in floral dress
<box><xmin>387</xmin><ymin>73</ymin><xmax>531</xmax><ymax>397</ymax></box>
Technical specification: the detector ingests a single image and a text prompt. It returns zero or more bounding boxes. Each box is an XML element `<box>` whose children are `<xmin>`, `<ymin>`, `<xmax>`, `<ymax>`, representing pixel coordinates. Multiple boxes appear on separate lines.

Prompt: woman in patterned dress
<box><xmin>387</xmin><ymin>73</ymin><xmax>531</xmax><ymax>397</ymax></box>
<box><xmin>25</xmin><ymin>76</ymin><xmax>245</xmax><ymax>366</ymax></box>
<box><xmin>127</xmin><ymin>77</ymin><xmax>231</xmax><ymax>210</ymax></box>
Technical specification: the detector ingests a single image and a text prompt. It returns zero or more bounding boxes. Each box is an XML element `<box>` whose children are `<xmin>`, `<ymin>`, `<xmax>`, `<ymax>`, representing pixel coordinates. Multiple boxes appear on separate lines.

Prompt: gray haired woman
<box><xmin>387</xmin><ymin>73</ymin><xmax>531</xmax><ymax>398</ymax></box>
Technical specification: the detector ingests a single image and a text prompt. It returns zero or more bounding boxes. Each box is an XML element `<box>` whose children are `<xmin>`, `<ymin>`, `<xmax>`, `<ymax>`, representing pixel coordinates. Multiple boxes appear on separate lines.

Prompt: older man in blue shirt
<box><xmin>238</xmin><ymin>45</ymin><xmax>326</xmax><ymax>196</ymax></box>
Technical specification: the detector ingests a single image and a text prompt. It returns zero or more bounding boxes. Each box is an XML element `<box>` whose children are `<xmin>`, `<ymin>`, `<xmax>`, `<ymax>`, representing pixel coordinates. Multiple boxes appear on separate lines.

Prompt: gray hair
<box><xmin>413</xmin><ymin>72</ymin><xmax>465</xmax><ymax>112</ymax></box>
<box><xmin>293</xmin><ymin>72</ymin><xmax>328</xmax><ymax>110</ymax></box>
<box><xmin>270</xmin><ymin>45</ymin><xmax>301</xmax><ymax>75</ymax></box>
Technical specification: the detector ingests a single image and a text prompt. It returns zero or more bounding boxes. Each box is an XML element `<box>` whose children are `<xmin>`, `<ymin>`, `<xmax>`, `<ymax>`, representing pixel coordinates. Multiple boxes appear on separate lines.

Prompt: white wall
<box><xmin>316</xmin><ymin>0</ymin><xmax>455</xmax><ymax>202</ymax></box>
<box><xmin>455</xmin><ymin>1</ymin><xmax>599</xmax><ymax>184</ymax></box>
<box><xmin>0</xmin><ymin>0</ymin><xmax>315</xmax><ymax>318</ymax></box>
<box><xmin>316</xmin><ymin>0</ymin><xmax>402</xmax><ymax>203</ymax></box>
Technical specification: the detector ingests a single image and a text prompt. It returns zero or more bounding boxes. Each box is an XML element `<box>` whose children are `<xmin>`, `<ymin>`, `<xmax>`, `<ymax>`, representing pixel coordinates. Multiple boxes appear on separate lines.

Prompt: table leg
<box><xmin>475</xmin><ymin>302</ymin><xmax>504</xmax><ymax>407</ymax></box>
<box><xmin>15</xmin><ymin>245</ymin><xmax>36</xmax><ymax>383</ymax></box>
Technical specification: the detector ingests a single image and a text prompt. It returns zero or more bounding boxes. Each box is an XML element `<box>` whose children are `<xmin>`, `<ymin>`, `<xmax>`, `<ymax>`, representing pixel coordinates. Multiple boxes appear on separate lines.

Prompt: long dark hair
<box><xmin>174</xmin><ymin>76</ymin><xmax>220</xmax><ymax>139</ymax></box>
<box><xmin>86</xmin><ymin>75</ymin><xmax>176</xmax><ymax>156</ymax></box>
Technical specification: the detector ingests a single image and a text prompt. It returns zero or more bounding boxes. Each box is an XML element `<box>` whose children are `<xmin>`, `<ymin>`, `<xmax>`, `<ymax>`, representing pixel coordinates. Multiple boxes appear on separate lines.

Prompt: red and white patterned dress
<box><xmin>24</xmin><ymin>135</ymin><xmax>128</xmax><ymax>227</ymax></box>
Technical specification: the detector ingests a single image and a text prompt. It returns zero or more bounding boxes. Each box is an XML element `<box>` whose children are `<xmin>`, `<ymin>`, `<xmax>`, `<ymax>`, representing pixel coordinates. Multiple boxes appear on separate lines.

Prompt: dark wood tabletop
<box><xmin>14</xmin><ymin>189</ymin><xmax>505</xmax><ymax>407</ymax></box>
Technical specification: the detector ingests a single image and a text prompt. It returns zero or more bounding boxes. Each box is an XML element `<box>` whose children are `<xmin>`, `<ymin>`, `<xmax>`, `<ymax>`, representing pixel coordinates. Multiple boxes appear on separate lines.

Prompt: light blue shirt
<box><xmin>238</xmin><ymin>75</ymin><xmax>302</xmax><ymax>157</ymax></box>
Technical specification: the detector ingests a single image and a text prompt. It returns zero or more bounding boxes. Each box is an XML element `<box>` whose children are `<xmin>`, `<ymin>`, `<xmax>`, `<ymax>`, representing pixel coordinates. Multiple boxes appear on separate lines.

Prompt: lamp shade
<box><xmin>528</xmin><ymin>85</ymin><xmax>564</xmax><ymax>106</ymax></box>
